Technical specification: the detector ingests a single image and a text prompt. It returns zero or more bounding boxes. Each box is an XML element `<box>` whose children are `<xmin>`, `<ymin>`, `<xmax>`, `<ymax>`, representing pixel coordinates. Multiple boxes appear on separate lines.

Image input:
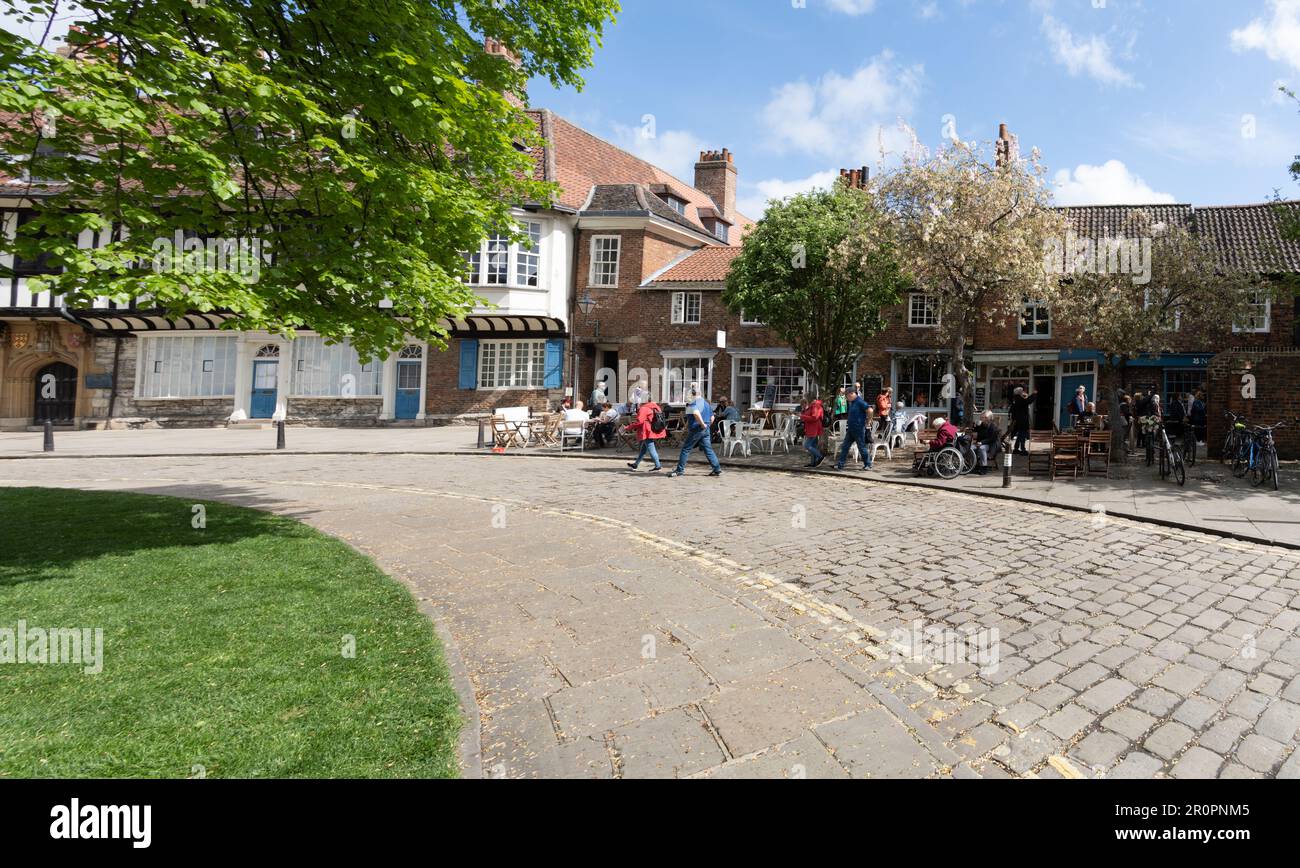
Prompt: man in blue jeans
<box><xmin>670</xmin><ymin>387</ymin><xmax>722</xmax><ymax>478</ymax></box>
<box><xmin>834</xmin><ymin>387</ymin><xmax>873</xmax><ymax>471</ymax></box>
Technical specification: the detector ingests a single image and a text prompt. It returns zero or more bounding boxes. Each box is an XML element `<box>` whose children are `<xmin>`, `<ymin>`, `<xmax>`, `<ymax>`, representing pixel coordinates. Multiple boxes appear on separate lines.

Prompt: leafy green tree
<box><xmin>723</xmin><ymin>181</ymin><xmax>908</xmax><ymax>402</ymax></box>
<box><xmin>0</xmin><ymin>0</ymin><xmax>617</xmax><ymax>358</ymax></box>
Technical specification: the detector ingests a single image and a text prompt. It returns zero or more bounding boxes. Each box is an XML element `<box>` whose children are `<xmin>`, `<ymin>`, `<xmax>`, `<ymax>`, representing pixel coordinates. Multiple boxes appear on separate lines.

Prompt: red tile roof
<box><xmin>650</xmin><ymin>246</ymin><xmax>741</xmax><ymax>284</ymax></box>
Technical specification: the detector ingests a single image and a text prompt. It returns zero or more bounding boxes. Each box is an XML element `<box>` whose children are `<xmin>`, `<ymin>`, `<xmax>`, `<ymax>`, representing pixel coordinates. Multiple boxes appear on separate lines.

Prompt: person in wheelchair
<box><xmin>928</xmin><ymin>416</ymin><xmax>958</xmax><ymax>451</ymax></box>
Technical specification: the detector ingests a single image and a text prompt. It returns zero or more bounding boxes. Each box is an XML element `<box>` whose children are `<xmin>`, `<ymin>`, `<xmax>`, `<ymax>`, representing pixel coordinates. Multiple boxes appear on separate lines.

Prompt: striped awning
<box><xmin>444</xmin><ymin>315</ymin><xmax>567</xmax><ymax>338</ymax></box>
<box><xmin>68</xmin><ymin>310</ymin><xmax>236</xmax><ymax>333</ymax></box>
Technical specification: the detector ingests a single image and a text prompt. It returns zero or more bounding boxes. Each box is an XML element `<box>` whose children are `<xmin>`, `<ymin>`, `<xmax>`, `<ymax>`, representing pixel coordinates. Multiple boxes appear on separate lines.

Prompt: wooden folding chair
<box><xmin>490</xmin><ymin>416</ymin><xmax>525</xmax><ymax>450</ymax></box>
<box><xmin>1026</xmin><ymin>431</ymin><xmax>1054</xmax><ymax>476</ymax></box>
<box><xmin>1086</xmin><ymin>431</ymin><xmax>1112</xmax><ymax>477</ymax></box>
<box><xmin>1051</xmin><ymin>435</ymin><xmax>1080</xmax><ymax>480</ymax></box>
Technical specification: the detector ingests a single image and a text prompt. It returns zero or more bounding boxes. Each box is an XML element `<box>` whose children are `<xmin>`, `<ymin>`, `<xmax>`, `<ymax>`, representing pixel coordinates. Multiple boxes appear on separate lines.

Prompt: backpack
<box><xmin>649</xmin><ymin>407</ymin><xmax>667</xmax><ymax>434</ymax></box>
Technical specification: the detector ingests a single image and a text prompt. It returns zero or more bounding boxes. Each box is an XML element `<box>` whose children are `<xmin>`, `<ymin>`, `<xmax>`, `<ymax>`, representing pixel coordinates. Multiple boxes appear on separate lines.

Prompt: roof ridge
<box><xmin>542</xmin><ymin>108</ymin><xmax>715</xmax><ymax>202</ymax></box>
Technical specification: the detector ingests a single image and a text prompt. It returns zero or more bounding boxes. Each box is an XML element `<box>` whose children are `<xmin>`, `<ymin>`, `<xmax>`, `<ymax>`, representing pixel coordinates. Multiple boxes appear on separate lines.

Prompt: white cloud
<box><xmin>1052</xmin><ymin>160</ymin><xmax>1176</xmax><ymax>206</ymax></box>
<box><xmin>609</xmin><ymin>124</ymin><xmax>707</xmax><ymax>181</ymax></box>
<box><xmin>825</xmin><ymin>0</ymin><xmax>878</xmax><ymax>14</ymax></box>
<box><xmin>1041</xmin><ymin>15</ymin><xmax>1135</xmax><ymax>87</ymax></box>
<box><xmin>736</xmin><ymin>169</ymin><xmax>841</xmax><ymax>218</ymax></box>
<box><xmin>1231</xmin><ymin>0</ymin><xmax>1300</xmax><ymax>72</ymax></box>
<box><xmin>759</xmin><ymin>52</ymin><xmax>923</xmax><ymax>164</ymax></box>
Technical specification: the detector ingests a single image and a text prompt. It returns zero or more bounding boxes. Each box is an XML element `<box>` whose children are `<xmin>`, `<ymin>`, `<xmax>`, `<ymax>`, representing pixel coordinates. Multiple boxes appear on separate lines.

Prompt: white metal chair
<box><xmin>868</xmin><ymin>436</ymin><xmax>893</xmax><ymax>463</ymax></box>
<box><xmin>559</xmin><ymin>416</ymin><xmax>587</xmax><ymax>451</ymax></box>
<box><xmin>897</xmin><ymin>413</ymin><xmax>926</xmax><ymax>449</ymax></box>
<box><xmin>749</xmin><ymin>415</ymin><xmax>795</xmax><ymax>454</ymax></box>
<box><xmin>721</xmin><ymin>420</ymin><xmax>751</xmax><ymax>458</ymax></box>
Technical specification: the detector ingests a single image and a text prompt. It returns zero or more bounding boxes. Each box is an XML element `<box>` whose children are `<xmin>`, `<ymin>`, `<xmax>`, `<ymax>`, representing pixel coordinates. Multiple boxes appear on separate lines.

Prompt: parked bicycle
<box><xmin>1152</xmin><ymin>420</ymin><xmax>1186</xmax><ymax>487</ymax></box>
<box><xmin>1233</xmin><ymin>421</ymin><xmax>1286</xmax><ymax>492</ymax></box>
<box><xmin>1221</xmin><ymin>411</ymin><xmax>1249</xmax><ymax>465</ymax></box>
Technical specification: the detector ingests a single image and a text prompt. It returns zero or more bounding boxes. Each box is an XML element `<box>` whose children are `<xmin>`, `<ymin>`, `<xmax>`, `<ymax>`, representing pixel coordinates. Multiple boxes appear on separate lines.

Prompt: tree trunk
<box><xmin>1105</xmin><ymin>356</ymin><xmax>1128</xmax><ymax>460</ymax></box>
<box><xmin>950</xmin><ymin>330</ymin><xmax>970</xmax><ymax>425</ymax></box>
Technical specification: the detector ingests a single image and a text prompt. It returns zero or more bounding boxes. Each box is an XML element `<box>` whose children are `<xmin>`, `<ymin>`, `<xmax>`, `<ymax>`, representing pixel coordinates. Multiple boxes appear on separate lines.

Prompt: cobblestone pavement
<box><xmin>4</xmin><ymin>452</ymin><xmax>1300</xmax><ymax>779</ymax></box>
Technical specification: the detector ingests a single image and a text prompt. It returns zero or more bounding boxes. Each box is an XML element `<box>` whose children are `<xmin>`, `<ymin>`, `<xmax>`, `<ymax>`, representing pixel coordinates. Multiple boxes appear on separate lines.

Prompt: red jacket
<box><xmin>627</xmin><ymin>402</ymin><xmax>667</xmax><ymax>441</ymax></box>
<box><xmin>800</xmin><ymin>400</ymin><xmax>825</xmax><ymax>437</ymax></box>
<box><xmin>930</xmin><ymin>421</ymin><xmax>958</xmax><ymax>450</ymax></box>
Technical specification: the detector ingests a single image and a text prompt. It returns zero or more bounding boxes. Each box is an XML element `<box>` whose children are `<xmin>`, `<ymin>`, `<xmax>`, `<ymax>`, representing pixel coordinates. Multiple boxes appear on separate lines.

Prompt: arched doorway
<box><xmin>34</xmin><ymin>362</ymin><xmax>78</xmax><ymax>424</ymax></box>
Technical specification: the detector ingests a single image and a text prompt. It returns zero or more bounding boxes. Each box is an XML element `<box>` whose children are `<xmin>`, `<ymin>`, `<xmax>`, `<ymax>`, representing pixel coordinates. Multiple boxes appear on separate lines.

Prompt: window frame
<box><xmin>671</xmin><ymin>291</ymin><xmax>702</xmax><ymax>325</ymax></box>
<box><xmin>135</xmin><ymin>334</ymin><xmax>238</xmax><ymax>400</ymax></box>
<box><xmin>476</xmin><ymin>338</ymin><xmax>548</xmax><ymax>391</ymax></box>
<box><xmin>1019</xmin><ymin>298</ymin><xmax>1052</xmax><ymax>340</ymax></box>
<box><xmin>1232</xmin><ymin>286</ymin><xmax>1271</xmax><ymax>334</ymax></box>
<box><xmin>908</xmin><ymin>292</ymin><xmax>939</xmax><ymax>328</ymax></box>
<box><xmin>588</xmin><ymin>235</ymin><xmax>621</xmax><ymax>288</ymax></box>
<box><xmin>460</xmin><ymin>219</ymin><xmax>545</xmax><ymax>289</ymax></box>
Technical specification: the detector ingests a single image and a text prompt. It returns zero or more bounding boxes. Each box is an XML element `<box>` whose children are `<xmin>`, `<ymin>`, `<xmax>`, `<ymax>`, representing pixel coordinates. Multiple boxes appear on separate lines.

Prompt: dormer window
<box><xmin>712</xmin><ymin>221</ymin><xmax>728</xmax><ymax>242</ymax></box>
<box><xmin>663</xmin><ymin>195</ymin><xmax>686</xmax><ymax>215</ymax></box>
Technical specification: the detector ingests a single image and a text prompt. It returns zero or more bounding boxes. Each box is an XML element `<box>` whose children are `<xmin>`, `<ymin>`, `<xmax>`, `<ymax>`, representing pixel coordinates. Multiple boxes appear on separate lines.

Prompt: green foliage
<box><xmin>0</xmin><ymin>0</ymin><xmax>617</xmax><ymax>358</ymax></box>
<box><xmin>723</xmin><ymin>183</ymin><xmax>907</xmax><ymax>395</ymax></box>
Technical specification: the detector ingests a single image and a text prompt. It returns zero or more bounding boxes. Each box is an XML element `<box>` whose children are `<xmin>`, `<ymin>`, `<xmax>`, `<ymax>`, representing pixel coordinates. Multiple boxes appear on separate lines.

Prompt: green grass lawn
<box><xmin>0</xmin><ymin>487</ymin><xmax>460</xmax><ymax>778</ymax></box>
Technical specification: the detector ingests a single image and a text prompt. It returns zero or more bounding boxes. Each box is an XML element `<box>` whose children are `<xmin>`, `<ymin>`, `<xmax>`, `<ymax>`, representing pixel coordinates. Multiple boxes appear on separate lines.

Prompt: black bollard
<box><xmin>43</xmin><ymin>419</ymin><xmax>54</xmax><ymax>453</ymax></box>
<box><xmin>1001</xmin><ymin>449</ymin><xmax>1012</xmax><ymax>488</ymax></box>
<box><xmin>276</xmin><ymin>420</ymin><xmax>286</xmax><ymax>450</ymax></box>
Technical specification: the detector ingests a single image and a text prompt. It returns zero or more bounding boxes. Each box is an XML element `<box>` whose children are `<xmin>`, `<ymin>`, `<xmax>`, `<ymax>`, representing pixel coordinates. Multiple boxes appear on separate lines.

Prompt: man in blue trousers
<box><xmin>834</xmin><ymin>386</ymin><xmax>873</xmax><ymax>471</ymax></box>
<box><xmin>669</xmin><ymin>386</ymin><xmax>722</xmax><ymax>478</ymax></box>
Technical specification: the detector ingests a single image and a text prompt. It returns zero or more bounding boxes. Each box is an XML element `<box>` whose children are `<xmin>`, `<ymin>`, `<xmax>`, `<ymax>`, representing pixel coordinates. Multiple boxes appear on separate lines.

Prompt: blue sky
<box><xmin>6</xmin><ymin>1</ymin><xmax>1298</xmax><ymax>216</ymax></box>
<box><xmin>529</xmin><ymin>0</ymin><xmax>1300</xmax><ymax>216</ymax></box>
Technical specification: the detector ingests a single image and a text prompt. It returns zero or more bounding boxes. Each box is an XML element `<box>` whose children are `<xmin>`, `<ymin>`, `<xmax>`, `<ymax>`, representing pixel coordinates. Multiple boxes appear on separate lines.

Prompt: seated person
<box><xmin>563</xmin><ymin>401</ymin><xmax>590</xmax><ymax>424</ymax></box>
<box><xmin>1077</xmin><ymin>402</ymin><xmax>1098</xmax><ymax>426</ymax></box>
<box><xmin>592</xmin><ymin>402</ymin><xmax>620</xmax><ymax>448</ymax></box>
<box><xmin>710</xmin><ymin>397</ymin><xmax>741</xmax><ymax>442</ymax></box>
<box><xmin>928</xmin><ymin>416</ymin><xmax>958</xmax><ymax>451</ymax></box>
<box><xmin>973</xmin><ymin>410</ymin><xmax>1001</xmax><ymax>475</ymax></box>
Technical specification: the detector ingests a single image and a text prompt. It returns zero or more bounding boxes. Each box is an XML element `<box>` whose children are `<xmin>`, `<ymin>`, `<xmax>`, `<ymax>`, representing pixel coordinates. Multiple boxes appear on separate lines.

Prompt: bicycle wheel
<box><xmin>1232</xmin><ymin>443</ymin><xmax>1251</xmax><ymax>478</ymax></box>
<box><xmin>1269</xmin><ymin>451</ymin><xmax>1280</xmax><ymax>492</ymax></box>
<box><xmin>935</xmin><ymin>448</ymin><xmax>963</xmax><ymax>479</ymax></box>
<box><xmin>1172</xmin><ymin>452</ymin><xmax>1185</xmax><ymax>487</ymax></box>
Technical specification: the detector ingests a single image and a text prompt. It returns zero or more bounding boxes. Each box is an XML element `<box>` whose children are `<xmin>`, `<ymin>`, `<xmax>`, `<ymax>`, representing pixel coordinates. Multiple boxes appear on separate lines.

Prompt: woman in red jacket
<box><xmin>625</xmin><ymin>401</ymin><xmax>667</xmax><ymax>472</ymax></box>
<box><xmin>800</xmin><ymin>398</ymin><xmax>826</xmax><ymax>468</ymax></box>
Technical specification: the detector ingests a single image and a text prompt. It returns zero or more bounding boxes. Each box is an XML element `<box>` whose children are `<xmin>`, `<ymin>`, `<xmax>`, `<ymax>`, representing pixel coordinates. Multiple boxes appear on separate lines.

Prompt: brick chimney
<box><xmin>995</xmin><ymin>122</ymin><xmax>1019</xmax><ymax>168</ymax></box>
<box><xmin>694</xmin><ymin>148</ymin><xmax>737</xmax><ymax>223</ymax></box>
<box><xmin>839</xmin><ymin>166</ymin><xmax>870</xmax><ymax>190</ymax></box>
<box><xmin>484</xmin><ymin>37</ymin><xmax>526</xmax><ymax>109</ymax></box>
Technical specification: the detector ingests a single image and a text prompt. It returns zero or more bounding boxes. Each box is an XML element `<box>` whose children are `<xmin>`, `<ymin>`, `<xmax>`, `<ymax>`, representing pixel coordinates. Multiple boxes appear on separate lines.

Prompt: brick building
<box><xmin>3</xmin><ymin>99</ymin><xmax>1295</xmax><ymax>434</ymax></box>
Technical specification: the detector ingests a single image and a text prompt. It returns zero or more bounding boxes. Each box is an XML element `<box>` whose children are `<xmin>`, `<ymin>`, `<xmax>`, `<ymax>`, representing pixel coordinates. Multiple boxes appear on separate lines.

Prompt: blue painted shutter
<box><xmin>458</xmin><ymin>340</ymin><xmax>478</xmax><ymax>390</ymax></box>
<box><xmin>544</xmin><ymin>339</ymin><xmax>564</xmax><ymax>389</ymax></box>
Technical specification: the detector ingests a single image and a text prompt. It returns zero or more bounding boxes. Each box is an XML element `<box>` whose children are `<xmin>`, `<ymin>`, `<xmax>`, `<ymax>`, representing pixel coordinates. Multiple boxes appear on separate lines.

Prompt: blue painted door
<box><xmin>1059</xmin><ymin>372</ymin><xmax>1093</xmax><ymax>430</ymax></box>
<box><xmin>251</xmin><ymin>360</ymin><xmax>278</xmax><ymax>418</ymax></box>
<box><xmin>395</xmin><ymin>360</ymin><xmax>421</xmax><ymax>420</ymax></box>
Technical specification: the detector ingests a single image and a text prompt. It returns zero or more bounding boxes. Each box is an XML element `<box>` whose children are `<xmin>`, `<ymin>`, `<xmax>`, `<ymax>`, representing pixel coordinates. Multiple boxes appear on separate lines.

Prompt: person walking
<box><xmin>833</xmin><ymin>387</ymin><xmax>873</xmax><ymax>471</ymax></box>
<box><xmin>625</xmin><ymin>400</ymin><xmax>666</xmax><ymax>472</ymax></box>
<box><xmin>800</xmin><ymin>397</ymin><xmax>826</xmax><ymax>467</ymax></box>
<box><xmin>1190</xmin><ymin>390</ymin><xmax>1208</xmax><ymax>444</ymax></box>
<box><xmin>1010</xmin><ymin>386</ymin><xmax>1034</xmax><ymax>454</ymax></box>
<box><xmin>669</xmin><ymin>387</ymin><xmax>722</xmax><ymax>478</ymax></box>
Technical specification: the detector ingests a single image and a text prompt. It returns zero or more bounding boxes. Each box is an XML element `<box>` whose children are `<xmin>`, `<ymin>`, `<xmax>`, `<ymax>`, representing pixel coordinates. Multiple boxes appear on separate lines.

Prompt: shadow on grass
<box><xmin>0</xmin><ymin>486</ymin><xmax>317</xmax><ymax>587</ymax></box>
